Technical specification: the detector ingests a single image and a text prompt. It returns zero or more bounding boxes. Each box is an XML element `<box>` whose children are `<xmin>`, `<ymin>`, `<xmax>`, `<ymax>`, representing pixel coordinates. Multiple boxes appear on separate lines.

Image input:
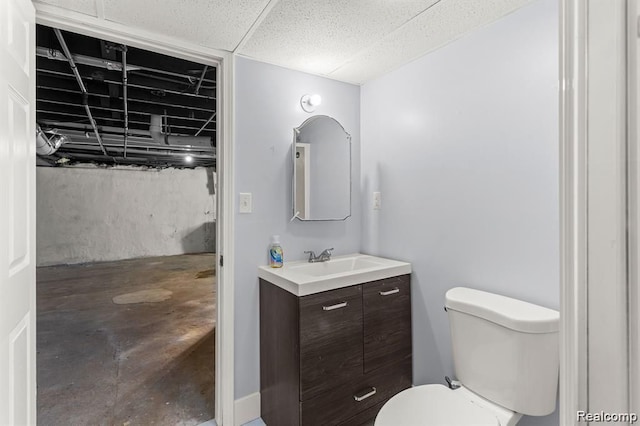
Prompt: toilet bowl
<box><xmin>375</xmin><ymin>384</ymin><xmax>522</xmax><ymax>426</ymax></box>
<box><xmin>374</xmin><ymin>287</ymin><xmax>559</xmax><ymax>426</ymax></box>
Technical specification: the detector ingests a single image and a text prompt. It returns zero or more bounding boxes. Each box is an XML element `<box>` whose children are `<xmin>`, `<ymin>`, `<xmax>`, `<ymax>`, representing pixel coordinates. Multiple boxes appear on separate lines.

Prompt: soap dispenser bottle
<box><xmin>269</xmin><ymin>235</ymin><xmax>283</xmax><ymax>268</ymax></box>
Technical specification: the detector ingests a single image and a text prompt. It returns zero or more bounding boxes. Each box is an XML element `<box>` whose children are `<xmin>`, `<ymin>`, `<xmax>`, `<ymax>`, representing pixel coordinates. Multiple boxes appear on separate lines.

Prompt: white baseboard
<box><xmin>234</xmin><ymin>392</ymin><xmax>261</xmax><ymax>426</ymax></box>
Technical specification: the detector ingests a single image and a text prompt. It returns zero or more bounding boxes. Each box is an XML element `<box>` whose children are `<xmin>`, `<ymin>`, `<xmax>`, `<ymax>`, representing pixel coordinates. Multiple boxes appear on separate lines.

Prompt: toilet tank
<box><xmin>445</xmin><ymin>287</ymin><xmax>559</xmax><ymax>416</ymax></box>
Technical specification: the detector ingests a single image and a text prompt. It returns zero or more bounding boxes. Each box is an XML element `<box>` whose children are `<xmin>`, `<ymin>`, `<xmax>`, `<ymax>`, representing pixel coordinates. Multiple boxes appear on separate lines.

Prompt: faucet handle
<box><xmin>320</xmin><ymin>248</ymin><xmax>334</xmax><ymax>256</ymax></box>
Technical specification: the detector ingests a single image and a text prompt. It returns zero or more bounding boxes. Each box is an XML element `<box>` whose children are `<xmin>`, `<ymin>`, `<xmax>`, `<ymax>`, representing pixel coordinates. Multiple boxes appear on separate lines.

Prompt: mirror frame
<box><xmin>292</xmin><ymin>115</ymin><xmax>352</xmax><ymax>221</ymax></box>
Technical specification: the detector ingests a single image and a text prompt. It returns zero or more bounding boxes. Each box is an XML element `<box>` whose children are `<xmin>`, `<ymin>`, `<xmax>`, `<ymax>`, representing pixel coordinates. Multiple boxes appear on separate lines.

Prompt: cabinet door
<box><xmin>299</xmin><ymin>285</ymin><xmax>363</xmax><ymax>400</ymax></box>
<box><xmin>300</xmin><ymin>357</ymin><xmax>412</xmax><ymax>426</ymax></box>
<box><xmin>363</xmin><ymin>275</ymin><xmax>412</xmax><ymax>373</ymax></box>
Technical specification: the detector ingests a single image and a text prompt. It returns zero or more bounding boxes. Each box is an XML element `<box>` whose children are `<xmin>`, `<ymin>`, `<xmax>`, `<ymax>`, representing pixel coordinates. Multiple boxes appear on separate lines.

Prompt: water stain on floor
<box><xmin>195</xmin><ymin>269</ymin><xmax>215</xmax><ymax>279</ymax></box>
<box><xmin>37</xmin><ymin>253</ymin><xmax>216</xmax><ymax>426</ymax></box>
<box><xmin>112</xmin><ymin>288</ymin><xmax>173</xmax><ymax>304</ymax></box>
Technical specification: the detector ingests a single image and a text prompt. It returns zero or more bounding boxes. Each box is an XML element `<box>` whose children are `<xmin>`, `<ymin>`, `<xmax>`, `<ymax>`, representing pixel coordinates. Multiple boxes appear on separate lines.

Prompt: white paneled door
<box><xmin>0</xmin><ymin>0</ymin><xmax>36</xmax><ymax>424</ymax></box>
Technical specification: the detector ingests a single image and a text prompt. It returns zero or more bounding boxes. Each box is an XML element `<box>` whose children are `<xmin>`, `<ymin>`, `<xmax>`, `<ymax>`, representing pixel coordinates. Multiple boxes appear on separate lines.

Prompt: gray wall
<box><xmin>37</xmin><ymin>166</ymin><xmax>216</xmax><ymax>266</ymax></box>
<box><xmin>234</xmin><ymin>56</ymin><xmax>361</xmax><ymax>398</ymax></box>
<box><xmin>360</xmin><ymin>0</ymin><xmax>559</xmax><ymax>425</ymax></box>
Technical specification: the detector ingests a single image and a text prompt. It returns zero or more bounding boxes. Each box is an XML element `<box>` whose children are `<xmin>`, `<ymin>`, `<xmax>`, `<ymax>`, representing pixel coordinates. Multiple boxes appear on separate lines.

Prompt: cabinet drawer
<box><xmin>363</xmin><ymin>275</ymin><xmax>412</xmax><ymax>373</ymax></box>
<box><xmin>337</xmin><ymin>400</ymin><xmax>387</xmax><ymax>426</ymax></box>
<box><xmin>300</xmin><ymin>285</ymin><xmax>363</xmax><ymax>401</ymax></box>
<box><xmin>300</xmin><ymin>358</ymin><xmax>412</xmax><ymax>426</ymax></box>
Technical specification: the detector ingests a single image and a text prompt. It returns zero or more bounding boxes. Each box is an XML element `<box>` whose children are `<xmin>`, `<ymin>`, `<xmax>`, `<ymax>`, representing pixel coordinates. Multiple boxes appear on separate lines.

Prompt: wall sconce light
<box><xmin>300</xmin><ymin>94</ymin><xmax>322</xmax><ymax>113</ymax></box>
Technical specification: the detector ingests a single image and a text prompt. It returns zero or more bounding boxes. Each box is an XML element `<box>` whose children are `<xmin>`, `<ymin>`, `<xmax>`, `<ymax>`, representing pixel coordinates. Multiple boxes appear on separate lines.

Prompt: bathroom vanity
<box><xmin>259</xmin><ymin>254</ymin><xmax>412</xmax><ymax>426</ymax></box>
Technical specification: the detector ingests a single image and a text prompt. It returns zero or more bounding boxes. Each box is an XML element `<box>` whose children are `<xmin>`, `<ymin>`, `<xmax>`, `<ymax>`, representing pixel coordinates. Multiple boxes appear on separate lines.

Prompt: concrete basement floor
<box><xmin>36</xmin><ymin>253</ymin><xmax>216</xmax><ymax>426</ymax></box>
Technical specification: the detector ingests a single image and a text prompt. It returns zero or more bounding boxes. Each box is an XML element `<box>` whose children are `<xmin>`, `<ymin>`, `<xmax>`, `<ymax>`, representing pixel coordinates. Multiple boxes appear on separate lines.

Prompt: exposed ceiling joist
<box><xmin>36</xmin><ymin>85</ymin><xmax>214</xmax><ymax>120</ymax></box>
<box><xmin>37</xmin><ymin>64</ymin><xmax>215</xmax><ymax>100</ymax></box>
<box><xmin>36</xmin><ymin>25</ymin><xmax>217</xmax><ymax>169</ymax></box>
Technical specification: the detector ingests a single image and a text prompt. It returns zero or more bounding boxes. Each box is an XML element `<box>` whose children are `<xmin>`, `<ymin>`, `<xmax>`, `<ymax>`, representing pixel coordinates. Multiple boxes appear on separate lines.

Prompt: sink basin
<box><xmin>287</xmin><ymin>257</ymin><xmax>384</xmax><ymax>277</ymax></box>
<box><xmin>258</xmin><ymin>253</ymin><xmax>411</xmax><ymax>296</ymax></box>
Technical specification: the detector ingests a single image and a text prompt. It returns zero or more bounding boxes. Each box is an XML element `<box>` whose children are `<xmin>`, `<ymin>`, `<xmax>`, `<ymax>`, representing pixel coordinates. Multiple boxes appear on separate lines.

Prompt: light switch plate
<box><xmin>373</xmin><ymin>192</ymin><xmax>381</xmax><ymax>210</ymax></box>
<box><xmin>239</xmin><ymin>193</ymin><xmax>252</xmax><ymax>213</ymax></box>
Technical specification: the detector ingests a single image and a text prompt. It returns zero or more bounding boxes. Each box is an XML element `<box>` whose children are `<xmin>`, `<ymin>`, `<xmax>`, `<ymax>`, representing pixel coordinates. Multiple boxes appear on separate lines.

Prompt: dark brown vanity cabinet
<box><xmin>260</xmin><ymin>275</ymin><xmax>412</xmax><ymax>426</ymax></box>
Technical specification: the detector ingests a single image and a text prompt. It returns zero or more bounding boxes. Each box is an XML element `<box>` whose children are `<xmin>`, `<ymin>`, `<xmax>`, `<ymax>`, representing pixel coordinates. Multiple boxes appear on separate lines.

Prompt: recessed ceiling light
<box><xmin>185</xmin><ymin>155</ymin><xmax>194</xmax><ymax>163</ymax></box>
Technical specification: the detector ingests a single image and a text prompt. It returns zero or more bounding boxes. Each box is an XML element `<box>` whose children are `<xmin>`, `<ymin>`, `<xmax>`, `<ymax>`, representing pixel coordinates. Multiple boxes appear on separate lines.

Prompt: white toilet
<box><xmin>375</xmin><ymin>287</ymin><xmax>559</xmax><ymax>426</ymax></box>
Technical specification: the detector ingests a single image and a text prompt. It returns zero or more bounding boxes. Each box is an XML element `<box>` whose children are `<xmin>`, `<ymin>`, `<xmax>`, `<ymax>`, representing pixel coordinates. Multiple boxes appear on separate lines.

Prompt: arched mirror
<box><xmin>292</xmin><ymin>115</ymin><xmax>351</xmax><ymax>221</ymax></box>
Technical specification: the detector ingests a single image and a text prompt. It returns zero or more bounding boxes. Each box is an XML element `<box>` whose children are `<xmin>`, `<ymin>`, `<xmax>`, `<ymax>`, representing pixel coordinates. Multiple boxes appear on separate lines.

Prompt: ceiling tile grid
<box><xmin>31</xmin><ymin>0</ymin><xmax>534</xmax><ymax>84</ymax></box>
<box><xmin>328</xmin><ymin>0</ymin><xmax>534</xmax><ymax>83</ymax></box>
<box><xmin>33</xmin><ymin>0</ymin><xmax>98</xmax><ymax>17</ymax></box>
<box><xmin>101</xmin><ymin>0</ymin><xmax>270</xmax><ymax>51</ymax></box>
<box><xmin>237</xmin><ymin>0</ymin><xmax>440</xmax><ymax>75</ymax></box>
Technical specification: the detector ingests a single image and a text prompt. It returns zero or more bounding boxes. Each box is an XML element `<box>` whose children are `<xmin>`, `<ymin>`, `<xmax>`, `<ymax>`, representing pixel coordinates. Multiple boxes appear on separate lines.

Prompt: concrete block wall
<box><xmin>36</xmin><ymin>165</ymin><xmax>216</xmax><ymax>266</ymax></box>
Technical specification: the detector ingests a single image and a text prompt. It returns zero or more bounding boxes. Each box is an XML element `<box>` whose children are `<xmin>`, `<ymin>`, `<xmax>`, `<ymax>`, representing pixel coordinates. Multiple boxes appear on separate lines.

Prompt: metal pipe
<box><xmin>37</xmin><ymin>121</ymin><xmax>210</xmax><ymax>143</ymax></box>
<box><xmin>195</xmin><ymin>112</ymin><xmax>217</xmax><ymax>136</ymax></box>
<box><xmin>37</xmin><ymin>62</ymin><xmax>215</xmax><ymax>101</ymax></box>
<box><xmin>62</xmin><ymin>140</ymin><xmax>215</xmax><ymax>154</ymax></box>
<box><xmin>122</xmin><ymin>46</ymin><xmax>129</xmax><ymax>158</ymax></box>
<box><xmin>59</xmin><ymin>144</ymin><xmax>215</xmax><ymax>161</ymax></box>
<box><xmin>37</xmin><ymin>107</ymin><xmax>210</xmax><ymax>131</ymax></box>
<box><xmin>37</xmin><ymin>76</ymin><xmax>216</xmax><ymax>110</ymax></box>
<box><xmin>36</xmin><ymin>125</ymin><xmax>56</xmax><ymax>155</ymax></box>
<box><xmin>194</xmin><ymin>65</ymin><xmax>208</xmax><ymax>95</ymax></box>
<box><xmin>58</xmin><ymin>128</ymin><xmax>215</xmax><ymax>151</ymax></box>
<box><xmin>70</xmin><ymin>147</ymin><xmax>214</xmax><ymax>159</ymax></box>
<box><xmin>149</xmin><ymin>114</ymin><xmax>212</xmax><ymax>145</ymax></box>
<box><xmin>36</xmin><ymin>125</ymin><xmax>68</xmax><ymax>155</ymax></box>
<box><xmin>37</xmin><ymin>46</ymin><xmax>215</xmax><ymax>85</ymax></box>
<box><xmin>53</xmin><ymin>28</ymin><xmax>109</xmax><ymax>157</ymax></box>
<box><xmin>149</xmin><ymin>114</ymin><xmax>165</xmax><ymax>144</ymax></box>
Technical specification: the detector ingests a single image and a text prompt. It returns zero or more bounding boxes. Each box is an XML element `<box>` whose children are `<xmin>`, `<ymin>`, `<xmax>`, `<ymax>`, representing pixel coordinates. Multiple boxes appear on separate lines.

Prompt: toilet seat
<box><xmin>375</xmin><ymin>384</ymin><xmax>501</xmax><ymax>426</ymax></box>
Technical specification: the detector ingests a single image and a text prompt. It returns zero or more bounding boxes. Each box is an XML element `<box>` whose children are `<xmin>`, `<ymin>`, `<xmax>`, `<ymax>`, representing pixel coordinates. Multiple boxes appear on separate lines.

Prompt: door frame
<box><xmin>560</xmin><ymin>0</ymin><xmax>632</xmax><ymax>423</ymax></box>
<box><xmin>32</xmin><ymin>4</ymin><xmax>236</xmax><ymax>425</ymax></box>
<box><xmin>628</xmin><ymin>0</ymin><xmax>640</xmax><ymax>417</ymax></box>
<box><xmin>559</xmin><ymin>0</ymin><xmax>589</xmax><ymax>422</ymax></box>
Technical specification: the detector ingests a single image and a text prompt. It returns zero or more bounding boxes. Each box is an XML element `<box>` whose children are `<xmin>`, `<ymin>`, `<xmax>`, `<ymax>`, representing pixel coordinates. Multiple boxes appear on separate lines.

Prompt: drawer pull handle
<box><xmin>354</xmin><ymin>387</ymin><xmax>377</xmax><ymax>402</ymax></box>
<box><xmin>322</xmin><ymin>302</ymin><xmax>348</xmax><ymax>311</ymax></box>
<box><xmin>379</xmin><ymin>288</ymin><xmax>400</xmax><ymax>296</ymax></box>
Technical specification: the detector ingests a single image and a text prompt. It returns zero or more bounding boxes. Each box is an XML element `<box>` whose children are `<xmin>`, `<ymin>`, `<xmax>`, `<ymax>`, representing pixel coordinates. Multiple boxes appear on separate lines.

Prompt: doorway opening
<box><xmin>34</xmin><ymin>25</ymin><xmax>218</xmax><ymax>425</ymax></box>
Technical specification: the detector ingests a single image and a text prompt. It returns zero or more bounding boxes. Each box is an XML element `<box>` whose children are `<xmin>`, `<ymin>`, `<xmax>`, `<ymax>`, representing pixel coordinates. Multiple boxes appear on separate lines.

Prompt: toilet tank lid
<box><xmin>445</xmin><ymin>287</ymin><xmax>559</xmax><ymax>333</ymax></box>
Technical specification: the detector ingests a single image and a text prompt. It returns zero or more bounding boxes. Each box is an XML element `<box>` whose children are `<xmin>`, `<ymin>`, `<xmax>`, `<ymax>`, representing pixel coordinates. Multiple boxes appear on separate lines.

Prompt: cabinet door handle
<box><xmin>379</xmin><ymin>288</ymin><xmax>400</xmax><ymax>296</ymax></box>
<box><xmin>322</xmin><ymin>301</ymin><xmax>348</xmax><ymax>311</ymax></box>
<box><xmin>353</xmin><ymin>387</ymin><xmax>377</xmax><ymax>402</ymax></box>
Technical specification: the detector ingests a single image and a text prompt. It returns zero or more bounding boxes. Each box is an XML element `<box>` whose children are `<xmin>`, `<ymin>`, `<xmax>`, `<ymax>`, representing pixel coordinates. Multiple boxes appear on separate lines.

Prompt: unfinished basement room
<box><xmin>34</xmin><ymin>25</ymin><xmax>218</xmax><ymax>426</ymax></box>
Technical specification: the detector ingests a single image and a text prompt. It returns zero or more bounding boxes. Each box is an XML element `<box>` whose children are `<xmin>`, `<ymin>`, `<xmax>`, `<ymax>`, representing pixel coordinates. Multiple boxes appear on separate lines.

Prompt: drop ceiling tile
<box><xmin>329</xmin><ymin>0</ymin><xmax>533</xmax><ymax>83</ymax></box>
<box><xmin>33</xmin><ymin>0</ymin><xmax>98</xmax><ymax>16</ymax></box>
<box><xmin>238</xmin><ymin>0</ymin><xmax>440</xmax><ymax>75</ymax></box>
<box><xmin>101</xmin><ymin>0</ymin><xmax>271</xmax><ymax>51</ymax></box>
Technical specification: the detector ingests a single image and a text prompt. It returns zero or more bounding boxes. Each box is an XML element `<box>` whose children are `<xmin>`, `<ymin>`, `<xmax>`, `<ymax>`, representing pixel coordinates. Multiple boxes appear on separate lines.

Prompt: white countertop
<box><xmin>257</xmin><ymin>253</ymin><xmax>412</xmax><ymax>296</ymax></box>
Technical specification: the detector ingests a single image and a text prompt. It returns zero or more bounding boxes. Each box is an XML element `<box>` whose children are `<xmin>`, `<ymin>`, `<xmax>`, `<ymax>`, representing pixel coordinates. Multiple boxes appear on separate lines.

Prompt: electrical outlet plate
<box><xmin>239</xmin><ymin>193</ymin><xmax>252</xmax><ymax>213</ymax></box>
<box><xmin>373</xmin><ymin>192</ymin><xmax>381</xmax><ymax>210</ymax></box>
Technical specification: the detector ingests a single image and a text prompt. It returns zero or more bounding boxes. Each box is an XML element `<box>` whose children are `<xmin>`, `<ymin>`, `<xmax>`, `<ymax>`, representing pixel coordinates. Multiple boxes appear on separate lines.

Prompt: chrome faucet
<box><xmin>304</xmin><ymin>248</ymin><xmax>334</xmax><ymax>263</ymax></box>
